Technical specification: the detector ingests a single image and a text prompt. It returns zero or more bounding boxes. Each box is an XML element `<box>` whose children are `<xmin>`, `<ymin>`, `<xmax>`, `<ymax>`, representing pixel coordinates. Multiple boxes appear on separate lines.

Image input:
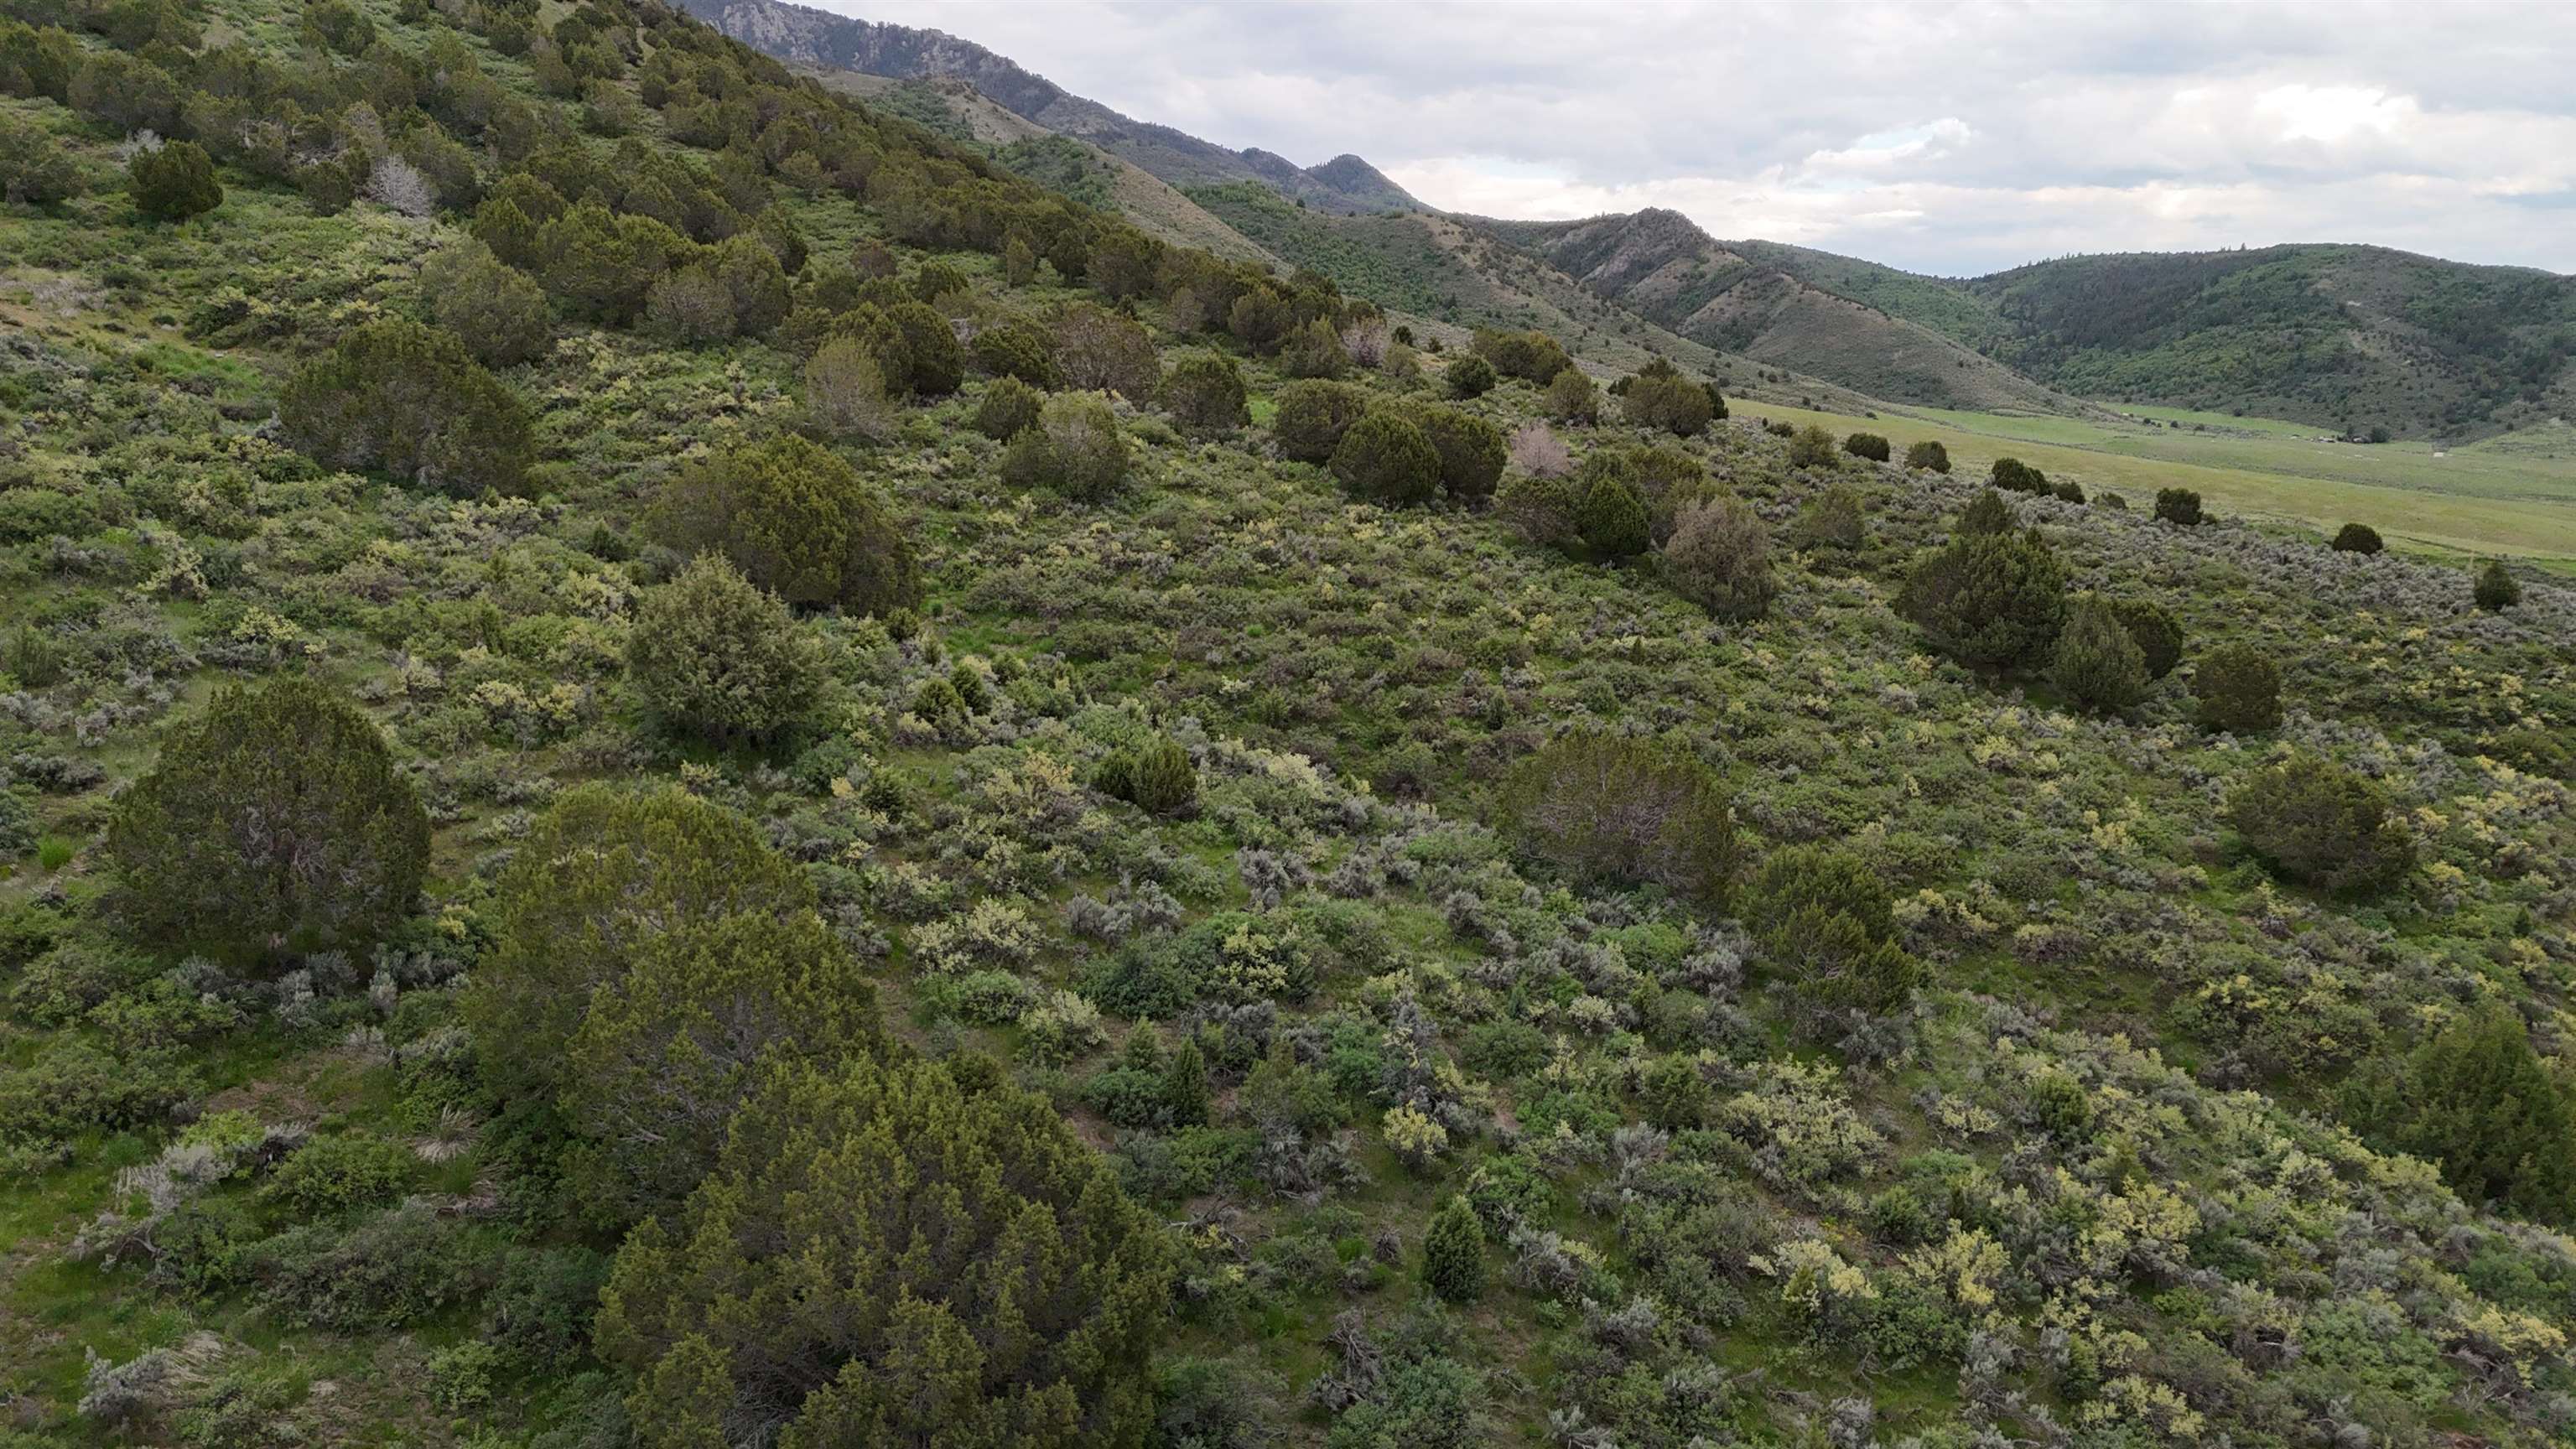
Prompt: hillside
<box><xmin>7</xmin><ymin>1</ymin><xmax>2576</xmax><ymax>1448</ymax></box>
<box><xmin>1481</xmin><ymin>209</ymin><xmax>2085</xmax><ymax>415</ymax></box>
<box><xmin>1190</xmin><ymin>182</ymin><xmax>1889</xmax><ymax>408</ymax></box>
<box><xmin>1964</xmin><ymin>244</ymin><xmax>2576</xmax><ymax>438</ymax></box>
<box><xmin>815</xmin><ymin>71</ymin><xmax>1280</xmax><ymax>266</ymax></box>
<box><xmin>676</xmin><ymin>0</ymin><xmax>1426</xmax><ymax>214</ymax></box>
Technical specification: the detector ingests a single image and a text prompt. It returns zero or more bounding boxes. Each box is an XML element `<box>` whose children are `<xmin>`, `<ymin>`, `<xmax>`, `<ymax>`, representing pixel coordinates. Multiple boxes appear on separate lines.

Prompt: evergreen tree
<box><xmin>1503</xmin><ymin>731</ymin><xmax>1736</xmax><ymax>902</ymax></box>
<box><xmin>1543</xmin><ymin>367</ymin><xmax>1600</xmax><ymax>424</ymax></box>
<box><xmin>2110</xmin><ymin>598</ymin><xmax>2184</xmax><ymax>679</ymax></box>
<box><xmin>1422</xmin><ymin>1195</ymin><xmax>1487</xmax><ymax>1303</ymax></box>
<box><xmin>1001</xmin><ymin>392</ymin><xmax>1133</xmax><ymax>502</ymax></box>
<box><xmin>2192</xmin><ymin>642</ymin><xmax>2282</xmax><ymax>733</ymax></box>
<box><xmin>1576</xmin><ymin>468</ymin><xmax>1651</xmax><ymax>559</ymax></box>
<box><xmin>1125</xmin><ymin>737</ymin><xmax>1197</xmax><ymax>817</ymax></box>
<box><xmin>653</xmin><ymin>434</ymin><xmax>922</xmax><ymax>615</ymax></box>
<box><xmin>1443</xmin><ymin>354</ymin><xmax>1498</xmax><ymax>400</ymax></box>
<box><xmin>419</xmin><ymin>239</ymin><xmax>550</xmax><ymax>367</ymax></box>
<box><xmin>2225</xmin><ymin>751</ymin><xmax>2415</xmax><ymax>896</ymax></box>
<box><xmin>105</xmin><ymin>678</ymin><xmax>428</xmax><ymax>962</ymax></box>
<box><xmin>1788</xmin><ymin>483</ymin><xmax>1866</xmax><ymax>551</ymax></box>
<box><xmin>1273</xmin><ymin>380</ymin><xmax>1373</xmax><ymax>463</ymax></box>
<box><xmin>2154</xmin><ymin>487</ymin><xmax>2204</xmax><ymax>526</ymax></box>
<box><xmin>1842</xmin><ymin>432</ymin><xmax>1890</xmax><ymax>462</ymax></box>
<box><xmin>1280</xmin><ymin>317</ymin><xmax>1351</xmax><ymax>380</ymax></box>
<box><xmin>278</xmin><ymin>316</ymin><xmax>533</xmax><ymax>496</ymax></box>
<box><xmin>564</xmin><ymin>908</ymin><xmax>880</xmax><ymax>1222</ymax></box>
<box><xmin>1896</xmin><ymin>529</ymin><xmax>2067</xmax><ymax>670</ymax></box>
<box><xmin>1158</xmin><ymin>351</ymin><xmax>1249</xmax><ymax>433</ymax></box>
<box><xmin>1404</xmin><ymin>405</ymin><xmax>1507</xmax><ymax>501</ymax></box>
<box><xmin>973</xmin><ymin>374</ymin><xmax>1045</xmax><ymax>441</ymax></box>
<box><xmin>1623</xmin><ymin>371</ymin><xmax>1714</xmax><ymax>436</ymax></box>
<box><xmin>2331</xmin><ymin>522</ymin><xmax>2382</xmax><ymax>555</ymax></box>
<box><xmin>0</xmin><ymin>117</ymin><xmax>80</xmax><ymax>205</ymax></box>
<box><xmin>1331</xmin><ymin>412</ymin><xmax>1441</xmax><ymax>507</ymax></box>
<box><xmin>802</xmin><ymin>335</ymin><xmax>896</xmax><ymax>442</ymax></box>
<box><xmin>1904</xmin><ymin>439</ymin><xmax>1951</xmax><ymax>473</ymax></box>
<box><xmin>596</xmin><ymin>1054</ymin><xmax>1170</xmax><ymax>1449</ymax></box>
<box><xmin>1053</xmin><ymin>303</ymin><xmax>1158</xmax><ymax>397</ymax></box>
<box><xmin>2049</xmin><ymin>595</ymin><xmax>2150</xmax><ymax>714</ymax></box>
<box><xmin>2350</xmin><ymin>1011</ymin><xmax>2576</xmax><ymax>1223</ymax></box>
<box><xmin>1989</xmin><ymin>457</ymin><xmax>2047</xmax><ymax>495</ymax></box>
<box><xmin>627</xmin><ymin>554</ymin><xmax>823</xmax><ymax>745</ymax></box>
<box><xmin>1164</xmin><ymin>1035</ymin><xmax>1210</xmax><ymax>1127</ymax></box>
<box><xmin>2474</xmin><ymin>558</ymin><xmax>2521</xmax><ymax>611</ymax></box>
<box><xmin>467</xmin><ymin>784</ymin><xmax>819</xmax><ymax>1104</ymax></box>
<box><xmin>971</xmin><ymin>319</ymin><xmax>1060</xmax><ymax>387</ymax></box>
<box><xmin>1955</xmin><ymin>488</ymin><xmax>2015</xmax><ymax>535</ymax></box>
<box><xmin>128</xmin><ymin>138</ymin><xmax>221</xmax><ymax>221</ymax></box>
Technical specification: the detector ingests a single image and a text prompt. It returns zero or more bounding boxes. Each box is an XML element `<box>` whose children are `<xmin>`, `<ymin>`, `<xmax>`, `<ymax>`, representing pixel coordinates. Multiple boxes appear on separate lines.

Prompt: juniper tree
<box><xmin>2049</xmin><ymin>595</ymin><xmax>2151</xmax><ymax>714</ymax></box>
<box><xmin>1503</xmin><ymin>731</ymin><xmax>1737</xmax><ymax>902</ymax></box>
<box><xmin>1331</xmin><ymin>412</ymin><xmax>1441</xmax><ymax>507</ymax></box>
<box><xmin>128</xmin><ymin>139</ymin><xmax>221</xmax><ymax>221</ymax></box>
<box><xmin>627</xmin><ymin>555</ymin><xmax>823</xmax><ymax>746</ymax></box>
<box><xmin>278</xmin><ymin>316</ymin><xmax>533</xmax><ymax>496</ymax></box>
<box><xmin>2192</xmin><ymin>642</ymin><xmax>2281</xmax><ymax>733</ymax></box>
<box><xmin>653</xmin><ymin>434</ymin><xmax>922</xmax><ymax>615</ymax></box>
<box><xmin>1422</xmin><ymin>1195</ymin><xmax>1487</xmax><ymax>1303</ymax></box>
<box><xmin>1896</xmin><ymin>529</ymin><xmax>2067</xmax><ymax>670</ymax></box>
<box><xmin>1158</xmin><ymin>351</ymin><xmax>1249</xmax><ymax>433</ymax></box>
<box><xmin>1664</xmin><ymin>496</ymin><xmax>1774</xmax><ymax>621</ymax></box>
<box><xmin>1273</xmin><ymin>381</ymin><xmax>1374</xmax><ymax>463</ymax></box>
<box><xmin>2226</xmin><ymin>752</ymin><xmax>2414</xmax><ymax>895</ymax></box>
<box><xmin>1002</xmin><ymin>392</ymin><xmax>1133</xmax><ymax>502</ymax></box>
<box><xmin>105</xmin><ymin>678</ymin><xmax>429</xmax><ymax>963</ymax></box>
<box><xmin>596</xmin><ymin>1054</ymin><xmax>1170</xmax><ymax>1449</ymax></box>
<box><xmin>466</xmin><ymin>784</ymin><xmax>820</xmax><ymax>1105</ymax></box>
<box><xmin>973</xmin><ymin>374</ymin><xmax>1045</xmax><ymax>441</ymax></box>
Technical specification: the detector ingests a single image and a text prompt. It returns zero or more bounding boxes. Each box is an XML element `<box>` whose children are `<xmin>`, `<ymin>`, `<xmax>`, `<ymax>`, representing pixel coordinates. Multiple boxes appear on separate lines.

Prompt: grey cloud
<box><xmin>824</xmin><ymin>0</ymin><xmax>2576</xmax><ymax>273</ymax></box>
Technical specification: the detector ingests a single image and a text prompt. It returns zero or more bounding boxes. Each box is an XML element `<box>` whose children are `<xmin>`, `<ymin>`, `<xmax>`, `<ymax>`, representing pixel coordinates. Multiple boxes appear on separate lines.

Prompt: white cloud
<box><xmin>816</xmin><ymin>0</ymin><xmax>2576</xmax><ymax>274</ymax></box>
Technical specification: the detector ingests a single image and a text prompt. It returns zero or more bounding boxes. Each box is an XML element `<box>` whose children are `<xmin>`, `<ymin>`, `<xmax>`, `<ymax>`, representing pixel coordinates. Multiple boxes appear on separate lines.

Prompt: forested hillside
<box><xmin>5</xmin><ymin>3</ymin><xmax>2576</xmax><ymax>1449</ymax></box>
<box><xmin>1964</xmin><ymin>245</ymin><xmax>2576</xmax><ymax>438</ymax></box>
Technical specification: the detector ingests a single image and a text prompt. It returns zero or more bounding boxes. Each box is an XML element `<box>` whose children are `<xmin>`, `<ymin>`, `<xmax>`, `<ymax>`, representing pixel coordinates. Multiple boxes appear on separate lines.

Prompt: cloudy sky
<box><xmin>818</xmin><ymin>0</ymin><xmax>2576</xmax><ymax>278</ymax></box>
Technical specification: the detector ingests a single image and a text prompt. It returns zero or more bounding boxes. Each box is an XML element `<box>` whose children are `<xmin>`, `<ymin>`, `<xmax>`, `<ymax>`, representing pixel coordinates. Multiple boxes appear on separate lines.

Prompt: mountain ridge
<box><xmin>674</xmin><ymin>0</ymin><xmax>1426</xmax><ymax>214</ymax></box>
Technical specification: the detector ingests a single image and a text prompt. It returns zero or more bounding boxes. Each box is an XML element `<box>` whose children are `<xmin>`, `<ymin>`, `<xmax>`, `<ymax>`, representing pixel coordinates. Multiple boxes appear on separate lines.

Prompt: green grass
<box><xmin>1735</xmin><ymin>398</ymin><xmax>2576</xmax><ymax>563</ymax></box>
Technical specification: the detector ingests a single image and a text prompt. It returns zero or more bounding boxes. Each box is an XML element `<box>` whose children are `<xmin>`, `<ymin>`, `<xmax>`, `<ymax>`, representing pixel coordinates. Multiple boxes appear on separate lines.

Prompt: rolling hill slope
<box><xmin>1962</xmin><ymin>244</ymin><xmax>2576</xmax><ymax>438</ymax></box>
<box><xmin>1479</xmin><ymin>210</ymin><xmax>2083</xmax><ymax>414</ymax></box>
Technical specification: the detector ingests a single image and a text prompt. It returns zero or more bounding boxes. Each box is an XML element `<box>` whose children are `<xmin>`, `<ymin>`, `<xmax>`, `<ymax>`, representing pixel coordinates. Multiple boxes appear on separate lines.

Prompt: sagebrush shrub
<box><xmin>1664</xmin><ymin>496</ymin><xmax>1774</xmax><ymax>620</ymax></box>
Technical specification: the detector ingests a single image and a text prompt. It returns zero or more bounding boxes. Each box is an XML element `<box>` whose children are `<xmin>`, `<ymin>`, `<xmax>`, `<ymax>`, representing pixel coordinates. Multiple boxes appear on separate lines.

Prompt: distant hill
<box><xmin>1479</xmin><ymin>209</ymin><xmax>2079</xmax><ymax>415</ymax></box>
<box><xmin>675</xmin><ymin>0</ymin><xmax>1426</xmax><ymax>215</ymax></box>
<box><xmin>1187</xmin><ymin>184</ymin><xmax>1889</xmax><ymax>410</ymax></box>
<box><xmin>696</xmin><ymin>1</ymin><xmax>2576</xmax><ymax>439</ymax></box>
<box><xmin>1960</xmin><ymin>245</ymin><xmax>2576</xmax><ymax>438</ymax></box>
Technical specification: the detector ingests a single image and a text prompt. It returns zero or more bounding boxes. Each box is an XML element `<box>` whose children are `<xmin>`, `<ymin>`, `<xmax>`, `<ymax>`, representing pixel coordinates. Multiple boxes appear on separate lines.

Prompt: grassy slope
<box><xmin>5</xmin><ymin>3</ymin><xmax>2576</xmax><ymax>1447</ymax></box>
